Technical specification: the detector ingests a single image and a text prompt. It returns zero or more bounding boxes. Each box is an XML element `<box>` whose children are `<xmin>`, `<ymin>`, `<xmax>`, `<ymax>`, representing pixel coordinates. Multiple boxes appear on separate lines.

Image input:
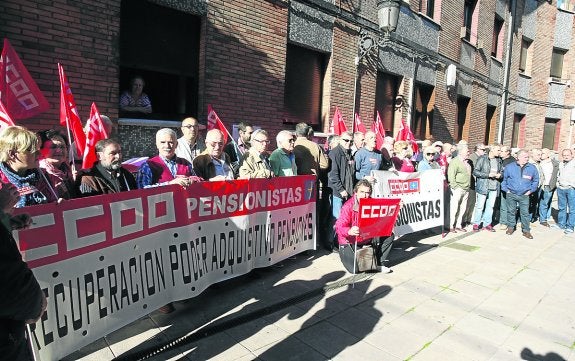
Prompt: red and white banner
<box><xmin>13</xmin><ymin>176</ymin><xmax>317</xmax><ymax>361</ymax></box>
<box><xmin>82</xmin><ymin>102</ymin><xmax>108</xmax><ymax>169</ymax></box>
<box><xmin>0</xmin><ymin>99</ymin><xmax>15</xmax><ymax>129</ymax></box>
<box><xmin>358</xmin><ymin>198</ymin><xmax>401</xmax><ymax>239</ymax></box>
<box><xmin>207</xmin><ymin>104</ymin><xmax>229</xmax><ymax>144</ymax></box>
<box><xmin>58</xmin><ymin>63</ymin><xmax>86</xmax><ymax>156</ymax></box>
<box><xmin>0</xmin><ymin>39</ymin><xmax>49</xmax><ymax>119</ymax></box>
<box><xmin>371</xmin><ymin>169</ymin><xmax>444</xmax><ymax>236</ymax></box>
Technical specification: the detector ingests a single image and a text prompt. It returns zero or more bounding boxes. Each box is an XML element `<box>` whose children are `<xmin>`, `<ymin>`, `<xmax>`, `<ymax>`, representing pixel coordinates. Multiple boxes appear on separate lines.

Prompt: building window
<box><xmin>374</xmin><ymin>72</ymin><xmax>400</xmax><ymax>136</ymax></box>
<box><xmin>511</xmin><ymin>114</ymin><xmax>523</xmax><ymax>148</ymax></box>
<box><xmin>543</xmin><ymin>118</ymin><xmax>559</xmax><ymax>150</ymax></box>
<box><xmin>550</xmin><ymin>48</ymin><xmax>567</xmax><ymax>80</ymax></box>
<box><xmin>456</xmin><ymin>96</ymin><xmax>470</xmax><ymax>142</ymax></box>
<box><xmin>519</xmin><ymin>38</ymin><xmax>533</xmax><ymax>75</ymax></box>
<box><xmin>485</xmin><ymin>105</ymin><xmax>496</xmax><ymax>144</ymax></box>
<box><xmin>411</xmin><ymin>83</ymin><xmax>435</xmax><ymax>140</ymax></box>
<box><xmin>492</xmin><ymin>16</ymin><xmax>504</xmax><ymax>58</ymax></box>
<box><xmin>558</xmin><ymin>0</ymin><xmax>575</xmax><ymax>11</ymax></box>
<box><xmin>463</xmin><ymin>0</ymin><xmax>478</xmax><ymax>42</ymax></box>
<box><xmin>284</xmin><ymin>44</ymin><xmax>326</xmax><ymax>127</ymax></box>
<box><xmin>119</xmin><ymin>0</ymin><xmax>200</xmax><ymax>120</ymax></box>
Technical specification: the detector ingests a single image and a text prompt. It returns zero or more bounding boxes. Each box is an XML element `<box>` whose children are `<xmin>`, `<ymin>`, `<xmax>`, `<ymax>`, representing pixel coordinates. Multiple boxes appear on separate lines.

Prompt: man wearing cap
<box><xmin>176</xmin><ymin>117</ymin><xmax>206</xmax><ymax>163</ymax></box>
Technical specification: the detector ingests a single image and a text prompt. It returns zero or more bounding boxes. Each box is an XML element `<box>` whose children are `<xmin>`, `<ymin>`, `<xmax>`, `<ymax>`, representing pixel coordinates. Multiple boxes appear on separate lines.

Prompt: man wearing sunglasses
<box><xmin>327</xmin><ymin>131</ymin><xmax>356</xmax><ymax>251</ymax></box>
<box><xmin>175</xmin><ymin>117</ymin><xmax>206</xmax><ymax>163</ymax></box>
<box><xmin>417</xmin><ymin>146</ymin><xmax>440</xmax><ymax>171</ymax></box>
<box><xmin>269</xmin><ymin>130</ymin><xmax>297</xmax><ymax>176</ymax></box>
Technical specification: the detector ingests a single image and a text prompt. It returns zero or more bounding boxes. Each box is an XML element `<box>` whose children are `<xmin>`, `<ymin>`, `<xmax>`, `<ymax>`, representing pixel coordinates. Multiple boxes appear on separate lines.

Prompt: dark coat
<box><xmin>0</xmin><ymin>220</ymin><xmax>44</xmax><ymax>361</ymax></box>
<box><xmin>193</xmin><ymin>153</ymin><xmax>233</xmax><ymax>181</ymax></box>
<box><xmin>328</xmin><ymin>145</ymin><xmax>355</xmax><ymax>199</ymax></box>
<box><xmin>76</xmin><ymin>162</ymin><xmax>137</xmax><ymax>197</ymax></box>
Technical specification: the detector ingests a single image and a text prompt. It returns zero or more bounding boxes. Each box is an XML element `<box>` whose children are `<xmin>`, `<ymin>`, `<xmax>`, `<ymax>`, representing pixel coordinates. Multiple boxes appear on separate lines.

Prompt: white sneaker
<box><xmin>377</xmin><ymin>265</ymin><xmax>392</xmax><ymax>273</ymax></box>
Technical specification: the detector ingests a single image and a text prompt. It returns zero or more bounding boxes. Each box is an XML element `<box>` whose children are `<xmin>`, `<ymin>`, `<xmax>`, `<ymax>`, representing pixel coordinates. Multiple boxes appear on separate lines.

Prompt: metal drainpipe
<box><xmin>497</xmin><ymin>0</ymin><xmax>516</xmax><ymax>144</ymax></box>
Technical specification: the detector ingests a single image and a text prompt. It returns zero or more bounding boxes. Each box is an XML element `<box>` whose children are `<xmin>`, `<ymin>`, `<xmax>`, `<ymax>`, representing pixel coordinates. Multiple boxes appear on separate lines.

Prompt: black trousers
<box><xmin>339</xmin><ymin>234</ymin><xmax>394</xmax><ymax>273</ymax></box>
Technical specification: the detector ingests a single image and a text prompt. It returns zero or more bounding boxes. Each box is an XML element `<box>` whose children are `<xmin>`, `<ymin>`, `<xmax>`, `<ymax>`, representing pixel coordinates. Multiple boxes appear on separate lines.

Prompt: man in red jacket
<box><xmin>335</xmin><ymin>179</ymin><xmax>394</xmax><ymax>273</ymax></box>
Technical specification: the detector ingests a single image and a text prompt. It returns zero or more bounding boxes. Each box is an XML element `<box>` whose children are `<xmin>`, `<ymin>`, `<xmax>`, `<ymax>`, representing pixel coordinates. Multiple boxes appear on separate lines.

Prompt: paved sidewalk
<box><xmin>65</xmin><ymin>220</ymin><xmax>575</xmax><ymax>361</ymax></box>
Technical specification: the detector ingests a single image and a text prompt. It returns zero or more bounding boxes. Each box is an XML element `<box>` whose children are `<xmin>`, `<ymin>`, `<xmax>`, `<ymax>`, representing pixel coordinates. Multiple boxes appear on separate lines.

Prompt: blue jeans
<box><xmin>329</xmin><ymin>196</ymin><xmax>345</xmax><ymax>246</ymax></box>
<box><xmin>557</xmin><ymin>188</ymin><xmax>575</xmax><ymax>230</ymax></box>
<box><xmin>506</xmin><ymin>192</ymin><xmax>530</xmax><ymax>232</ymax></box>
<box><xmin>472</xmin><ymin>190</ymin><xmax>497</xmax><ymax>226</ymax></box>
<box><xmin>538</xmin><ymin>187</ymin><xmax>554</xmax><ymax>223</ymax></box>
<box><xmin>499</xmin><ymin>191</ymin><xmax>508</xmax><ymax>226</ymax></box>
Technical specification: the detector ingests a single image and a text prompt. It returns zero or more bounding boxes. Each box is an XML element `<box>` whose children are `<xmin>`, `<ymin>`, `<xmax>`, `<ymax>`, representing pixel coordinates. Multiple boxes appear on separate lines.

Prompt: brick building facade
<box><xmin>1</xmin><ymin>0</ymin><xmax>574</xmax><ymax>158</ymax></box>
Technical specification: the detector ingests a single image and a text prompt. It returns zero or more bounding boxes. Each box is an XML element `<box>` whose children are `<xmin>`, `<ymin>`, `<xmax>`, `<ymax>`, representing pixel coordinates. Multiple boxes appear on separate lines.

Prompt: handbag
<box><xmin>339</xmin><ymin>243</ymin><xmax>377</xmax><ymax>273</ymax></box>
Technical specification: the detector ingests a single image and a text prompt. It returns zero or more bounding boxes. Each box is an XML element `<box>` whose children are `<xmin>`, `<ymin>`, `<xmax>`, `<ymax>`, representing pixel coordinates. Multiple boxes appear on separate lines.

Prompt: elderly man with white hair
<box><xmin>136</xmin><ymin>128</ymin><xmax>201</xmax><ymax>189</ymax></box>
<box><xmin>269</xmin><ymin>130</ymin><xmax>297</xmax><ymax>176</ymax></box>
<box><xmin>193</xmin><ymin>129</ymin><xmax>235</xmax><ymax>181</ymax></box>
<box><xmin>239</xmin><ymin>129</ymin><xmax>274</xmax><ymax>179</ymax></box>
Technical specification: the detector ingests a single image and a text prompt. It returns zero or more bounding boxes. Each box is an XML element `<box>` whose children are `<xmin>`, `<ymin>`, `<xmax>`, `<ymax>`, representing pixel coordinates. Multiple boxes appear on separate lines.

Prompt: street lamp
<box><xmin>352</xmin><ymin>0</ymin><xmax>401</xmax><ymax>133</ymax></box>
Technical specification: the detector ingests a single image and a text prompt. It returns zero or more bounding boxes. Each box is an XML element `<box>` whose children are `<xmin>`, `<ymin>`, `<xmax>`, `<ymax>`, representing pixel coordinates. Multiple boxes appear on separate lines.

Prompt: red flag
<box><xmin>207</xmin><ymin>104</ymin><xmax>228</xmax><ymax>144</ymax></box>
<box><xmin>354</xmin><ymin>113</ymin><xmax>367</xmax><ymax>133</ymax></box>
<box><xmin>0</xmin><ymin>39</ymin><xmax>49</xmax><ymax>119</ymax></box>
<box><xmin>358</xmin><ymin>197</ymin><xmax>401</xmax><ymax>239</ymax></box>
<box><xmin>395</xmin><ymin>118</ymin><xmax>419</xmax><ymax>154</ymax></box>
<box><xmin>82</xmin><ymin>102</ymin><xmax>109</xmax><ymax>169</ymax></box>
<box><xmin>0</xmin><ymin>100</ymin><xmax>15</xmax><ymax>130</ymax></box>
<box><xmin>58</xmin><ymin>63</ymin><xmax>86</xmax><ymax>157</ymax></box>
<box><xmin>330</xmin><ymin>106</ymin><xmax>347</xmax><ymax>135</ymax></box>
<box><xmin>372</xmin><ymin>111</ymin><xmax>386</xmax><ymax>150</ymax></box>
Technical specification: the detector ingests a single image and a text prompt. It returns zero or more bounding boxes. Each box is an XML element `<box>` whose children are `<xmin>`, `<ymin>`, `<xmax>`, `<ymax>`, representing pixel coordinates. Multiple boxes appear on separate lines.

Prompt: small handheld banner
<box><xmin>358</xmin><ymin>197</ymin><xmax>401</xmax><ymax>239</ymax></box>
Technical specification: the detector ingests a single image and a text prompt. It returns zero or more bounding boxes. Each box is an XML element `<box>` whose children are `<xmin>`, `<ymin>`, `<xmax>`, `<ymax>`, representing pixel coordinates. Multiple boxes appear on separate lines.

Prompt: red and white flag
<box><xmin>395</xmin><ymin>118</ymin><xmax>419</xmax><ymax>154</ymax></box>
<box><xmin>330</xmin><ymin>106</ymin><xmax>347</xmax><ymax>135</ymax></box>
<box><xmin>354</xmin><ymin>113</ymin><xmax>367</xmax><ymax>133</ymax></box>
<box><xmin>82</xmin><ymin>102</ymin><xmax>109</xmax><ymax>169</ymax></box>
<box><xmin>0</xmin><ymin>100</ymin><xmax>15</xmax><ymax>130</ymax></box>
<box><xmin>0</xmin><ymin>38</ymin><xmax>49</xmax><ymax>119</ymax></box>
<box><xmin>372</xmin><ymin>111</ymin><xmax>386</xmax><ymax>150</ymax></box>
<box><xmin>58</xmin><ymin>63</ymin><xmax>86</xmax><ymax>157</ymax></box>
<box><xmin>207</xmin><ymin>104</ymin><xmax>228</xmax><ymax>144</ymax></box>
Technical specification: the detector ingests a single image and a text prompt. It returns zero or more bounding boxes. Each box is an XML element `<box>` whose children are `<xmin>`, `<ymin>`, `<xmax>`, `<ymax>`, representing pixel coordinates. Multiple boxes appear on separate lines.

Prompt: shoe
<box><xmin>540</xmin><ymin>222</ymin><xmax>550</xmax><ymax>227</ymax></box>
<box><xmin>522</xmin><ymin>231</ymin><xmax>533</xmax><ymax>239</ymax></box>
<box><xmin>565</xmin><ymin>229</ymin><xmax>574</xmax><ymax>234</ymax></box>
<box><xmin>456</xmin><ymin>227</ymin><xmax>467</xmax><ymax>232</ymax></box>
<box><xmin>552</xmin><ymin>224</ymin><xmax>566</xmax><ymax>230</ymax></box>
<box><xmin>450</xmin><ymin>228</ymin><xmax>457</xmax><ymax>233</ymax></box>
<box><xmin>483</xmin><ymin>224</ymin><xmax>495</xmax><ymax>232</ymax></box>
<box><xmin>158</xmin><ymin>303</ymin><xmax>175</xmax><ymax>314</ymax></box>
<box><xmin>499</xmin><ymin>224</ymin><xmax>508</xmax><ymax>230</ymax></box>
<box><xmin>377</xmin><ymin>265</ymin><xmax>392</xmax><ymax>273</ymax></box>
<box><xmin>531</xmin><ymin>218</ymin><xmax>538</xmax><ymax>223</ymax></box>
<box><xmin>472</xmin><ymin>224</ymin><xmax>480</xmax><ymax>232</ymax></box>
<box><xmin>506</xmin><ymin>227</ymin><xmax>514</xmax><ymax>235</ymax></box>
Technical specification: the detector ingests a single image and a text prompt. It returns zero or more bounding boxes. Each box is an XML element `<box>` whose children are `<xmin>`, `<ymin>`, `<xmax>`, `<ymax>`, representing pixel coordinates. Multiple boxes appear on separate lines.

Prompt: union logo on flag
<box><xmin>303</xmin><ymin>180</ymin><xmax>315</xmax><ymax>201</ymax></box>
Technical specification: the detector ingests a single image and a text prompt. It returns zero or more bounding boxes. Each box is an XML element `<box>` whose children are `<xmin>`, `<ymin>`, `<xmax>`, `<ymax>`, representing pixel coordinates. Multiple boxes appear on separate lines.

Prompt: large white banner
<box><xmin>371</xmin><ymin>169</ymin><xmax>444</xmax><ymax>236</ymax></box>
<box><xmin>13</xmin><ymin>176</ymin><xmax>317</xmax><ymax>361</ymax></box>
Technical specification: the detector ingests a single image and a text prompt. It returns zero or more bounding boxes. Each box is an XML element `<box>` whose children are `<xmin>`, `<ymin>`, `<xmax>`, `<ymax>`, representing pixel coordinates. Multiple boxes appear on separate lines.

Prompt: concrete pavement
<box><xmin>64</xmin><ymin>220</ymin><xmax>575</xmax><ymax>361</ymax></box>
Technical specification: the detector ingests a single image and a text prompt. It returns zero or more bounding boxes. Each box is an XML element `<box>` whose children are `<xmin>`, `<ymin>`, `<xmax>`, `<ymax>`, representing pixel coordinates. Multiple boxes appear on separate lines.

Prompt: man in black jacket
<box><xmin>327</xmin><ymin>132</ymin><xmax>355</xmax><ymax>251</ymax></box>
<box><xmin>0</xmin><ymin>183</ymin><xmax>46</xmax><ymax>360</ymax></box>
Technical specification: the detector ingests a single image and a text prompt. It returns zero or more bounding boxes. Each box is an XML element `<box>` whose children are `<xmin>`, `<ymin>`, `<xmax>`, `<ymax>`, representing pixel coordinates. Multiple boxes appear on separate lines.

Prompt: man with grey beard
<box><xmin>76</xmin><ymin>139</ymin><xmax>137</xmax><ymax>196</ymax></box>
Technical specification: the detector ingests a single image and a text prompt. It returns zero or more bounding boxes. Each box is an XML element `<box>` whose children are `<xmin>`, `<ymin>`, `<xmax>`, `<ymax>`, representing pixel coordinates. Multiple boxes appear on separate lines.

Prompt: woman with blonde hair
<box><xmin>0</xmin><ymin>126</ymin><xmax>58</xmax><ymax>207</ymax></box>
<box><xmin>391</xmin><ymin>140</ymin><xmax>415</xmax><ymax>172</ymax></box>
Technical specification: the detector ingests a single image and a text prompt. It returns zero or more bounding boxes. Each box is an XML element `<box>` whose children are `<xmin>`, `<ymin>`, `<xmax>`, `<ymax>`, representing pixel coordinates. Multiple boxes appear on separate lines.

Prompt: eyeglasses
<box><xmin>402</xmin><ymin>147</ymin><xmax>408</xmax><ymax>150</ymax></box>
<box><xmin>341</xmin><ymin>139</ymin><xmax>352</xmax><ymax>143</ymax></box>
<box><xmin>253</xmin><ymin>139</ymin><xmax>270</xmax><ymax>144</ymax></box>
<box><xmin>426</xmin><ymin>153</ymin><xmax>435</xmax><ymax>156</ymax></box>
<box><xmin>182</xmin><ymin>124</ymin><xmax>199</xmax><ymax>129</ymax></box>
<box><xmin>207</xmin><ymin>141</ymin><xmax>224</xmax><ymax>147</ymax></box>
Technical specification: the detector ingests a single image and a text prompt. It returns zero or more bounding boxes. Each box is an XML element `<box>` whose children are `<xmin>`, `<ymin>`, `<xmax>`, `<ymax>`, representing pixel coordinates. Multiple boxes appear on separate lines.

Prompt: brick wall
<box><xmin>0</xmin><ymin>0</ymin><xmax>120</xmax><ymax>131</ymax></box>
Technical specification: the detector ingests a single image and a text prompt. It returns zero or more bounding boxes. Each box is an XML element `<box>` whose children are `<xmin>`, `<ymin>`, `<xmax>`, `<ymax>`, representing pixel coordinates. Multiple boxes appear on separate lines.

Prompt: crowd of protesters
<box><xmin>1</xmin><ymin>116</ymin><xmax>574</xmax><ymax>322</ymax></box>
